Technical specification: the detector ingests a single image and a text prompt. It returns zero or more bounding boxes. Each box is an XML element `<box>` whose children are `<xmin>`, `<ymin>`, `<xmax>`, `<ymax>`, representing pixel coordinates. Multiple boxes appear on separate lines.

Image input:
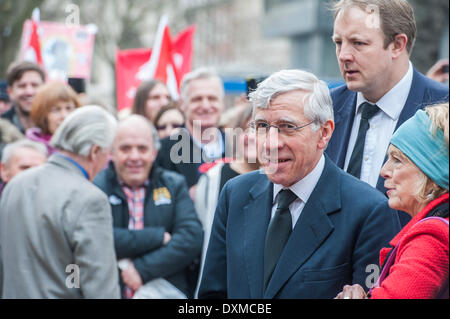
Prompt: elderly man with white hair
<box><xmin>198</xmin><ymin>69</ymin><xmax>401</xmax><ymax>299</ymax></box>
<box><xmin>0</xmin><ymin>105</ymin><xmax>120</xmax><ymax>299</ymax></box>
<box><xmin>0</xmin><ymin>139</ymin><xmax>47</xmax><ymax>199</ymax></box>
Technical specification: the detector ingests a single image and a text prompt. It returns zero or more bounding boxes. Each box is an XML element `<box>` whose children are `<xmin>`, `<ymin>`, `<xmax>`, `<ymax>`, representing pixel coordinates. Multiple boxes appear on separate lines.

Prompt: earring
<box><xmin>427</xmin><ymin>193</ymin><xmax>434</xmax><ymax>201</ymax></box>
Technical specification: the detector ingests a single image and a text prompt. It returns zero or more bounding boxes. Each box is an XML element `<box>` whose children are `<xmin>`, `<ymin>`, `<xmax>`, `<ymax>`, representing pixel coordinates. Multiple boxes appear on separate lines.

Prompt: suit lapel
<box><xmin>329</xmin><ymin>90</ymin><xmax>357</xmax><ymax>168</ymax></box>
<box><xmin>264</xmin><ymin>157</ymin><xmax>341</xmax><ymax>298</ymax></box>
<box><xmin>244</xmin><ymin>174</ymin><xmax>273</xmax><ymax>299</ymax></box>
<box><xmin>395</xmin><ymin>68</ymin><xmax>425</xmax><ymax>130</ymax></box>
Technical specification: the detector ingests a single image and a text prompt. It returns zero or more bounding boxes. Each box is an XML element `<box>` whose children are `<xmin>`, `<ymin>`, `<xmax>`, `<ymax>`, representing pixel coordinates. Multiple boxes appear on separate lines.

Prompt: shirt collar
<box><xmin>54</xmin><ymin>153</ymin><xmax>89</xmax><ymax>180</ymax></box>
<box><xmin>191</xmin><ymin>128</ymin><xmax>224</xmax><ymax>155</ymax></box>
<box><xmin>356</xmin><ymin>61</ymin><xmax>413</xmax><ymax>120</ymax></box>
<box><xmin>273</xmin><ymin>154</ymin><xmax>325</xmax><ymax>204</ymax></box>
<box><xmin>118</xmin><ymin>176</ymin><xmax>149</xmax><ymax>189</ymax></box>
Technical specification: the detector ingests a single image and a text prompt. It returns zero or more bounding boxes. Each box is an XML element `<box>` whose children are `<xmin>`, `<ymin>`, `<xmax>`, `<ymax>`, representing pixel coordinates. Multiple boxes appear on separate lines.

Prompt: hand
<box><xmin>163</xmin><ymin>232</ymin><xmax>172</xmax><ymax>245</ymax></box>
<box><xmin>121</xmin><ymin>261</ymin><xmax>143</xmax><ymax>291</ymax></box>
<box><xmin>335</xmin><ymin>284</ymin><xmax>367</xmax><ymax>299</ymax></box>
<box><xmin>426</xmin><ymin>59</ymin><xmax>449</xmax><ymax>83</ymax></box>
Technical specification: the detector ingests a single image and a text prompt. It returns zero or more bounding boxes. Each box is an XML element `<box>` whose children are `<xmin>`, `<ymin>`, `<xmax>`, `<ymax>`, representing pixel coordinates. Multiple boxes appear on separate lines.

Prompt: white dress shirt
<box><xmin>343</xmin><ymin>61</ymin><xmax>414</xmax><ymax>187</ymax></box>
<box><xmin>272</xmin><ymin>154</ymin><xmax>325</xmax><ymax>229</ymax></box>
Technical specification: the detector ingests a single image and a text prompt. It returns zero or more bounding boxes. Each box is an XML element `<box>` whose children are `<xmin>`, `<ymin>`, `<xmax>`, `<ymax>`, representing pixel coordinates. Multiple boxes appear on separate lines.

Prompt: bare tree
<box><xmin>0</xmin><ymin>0</ymin><xmax>46</xmax><ymax>78</ymax></box>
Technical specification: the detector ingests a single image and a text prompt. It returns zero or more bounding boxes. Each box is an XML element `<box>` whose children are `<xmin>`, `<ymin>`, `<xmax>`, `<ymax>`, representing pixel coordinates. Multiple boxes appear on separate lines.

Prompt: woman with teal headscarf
<box><xmin>336</xmin><ymin>103</ymin><xmax>449</xmax><ymax>299</ymax></box>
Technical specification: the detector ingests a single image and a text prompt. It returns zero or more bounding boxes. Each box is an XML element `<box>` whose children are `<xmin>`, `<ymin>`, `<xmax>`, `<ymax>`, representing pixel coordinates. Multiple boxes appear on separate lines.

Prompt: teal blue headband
<box><xmin>391</xmin><ymin>109</ymin><xmax>449</xmax><ymax>190</ymax></box>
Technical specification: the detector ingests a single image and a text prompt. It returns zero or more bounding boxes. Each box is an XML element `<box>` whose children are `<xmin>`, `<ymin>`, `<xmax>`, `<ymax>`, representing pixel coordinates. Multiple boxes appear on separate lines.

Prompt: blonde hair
<box><xmin>425</xmin><ymin>102</ymin><xmax>449</xmax><ymax>149</ymax></box>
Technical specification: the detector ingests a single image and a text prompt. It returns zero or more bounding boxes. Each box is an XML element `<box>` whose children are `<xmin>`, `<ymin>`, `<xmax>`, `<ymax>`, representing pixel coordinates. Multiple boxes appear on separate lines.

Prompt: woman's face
<box><xmin>380</xmin><ymin>145</ymin><xmax>427</xmax><ymax>217</ymax></box>
<box><xmin>47</xmin><ymin>100</ymin><xmax>77</xmax><ymax>135</ymax></box>
<box><xmin>156</xmin><ymin>109</ymin><xmax>184</xmax><ymax>139</ymax></box>
<box><xmin>145</xmin><ymin>83</ymin><xmax>171</xmax><ymax>122</ymax></box>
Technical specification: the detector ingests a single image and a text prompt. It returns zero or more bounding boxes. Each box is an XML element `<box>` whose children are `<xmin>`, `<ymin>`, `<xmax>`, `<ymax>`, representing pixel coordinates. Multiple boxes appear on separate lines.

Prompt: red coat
<box><xmin>371</xmin><ymin>193</ymin><xmax>449</xmax><ymax>299</ymax></box>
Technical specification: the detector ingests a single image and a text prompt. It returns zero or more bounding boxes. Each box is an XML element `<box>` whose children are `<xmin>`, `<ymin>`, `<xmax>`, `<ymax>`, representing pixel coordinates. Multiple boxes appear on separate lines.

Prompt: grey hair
<box><xmin>117</xmin><ymin>114</ymin><xmax>161</xmax><ymax>151</ymax></box>
<box><xmin>248</xmin><ymin>69</ymin><xmax>334</xmax><ymax>131</ymax></box>
<box><xmin>1</xmin><ymin>139</ymin><xmax>48</xmax><ymax>165</ymax></box>
<box><xmin>180</xmin><ymin>67</ymin><xmax>224</xmax><ymax>101</ymax></box>
<box><xmin>50</xmin><ymin>105</ymin><xmax>118</xmax><ymax>157</ymax></box>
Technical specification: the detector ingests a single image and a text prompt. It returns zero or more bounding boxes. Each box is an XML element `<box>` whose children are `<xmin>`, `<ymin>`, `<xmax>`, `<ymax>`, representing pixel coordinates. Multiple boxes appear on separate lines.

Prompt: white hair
<box><xmin>248</xmin><ymin>69</ymin><xmax>334</xmax><ymax>131</ymax></box>
<box><xmin>180</xmin><ymin>67</ymin><xmax>224</xmax><ymax>101</ymax></box>
<box><xmin>1</xmin><ymin>139</ymin><xmax>47</xmax><ymax>165</ymax></box>
<box><xmin>50</xmin><ymin>105</ymin><xmax>118</xmax><ymax>157</ymax></box>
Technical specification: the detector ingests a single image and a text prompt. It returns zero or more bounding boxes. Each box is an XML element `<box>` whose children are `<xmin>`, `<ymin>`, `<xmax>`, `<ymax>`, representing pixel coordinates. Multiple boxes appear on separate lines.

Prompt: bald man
<box><xmin>94</xmin><ymin>115</ymin><xmax>203</xmax><ymax>299</ymax></box>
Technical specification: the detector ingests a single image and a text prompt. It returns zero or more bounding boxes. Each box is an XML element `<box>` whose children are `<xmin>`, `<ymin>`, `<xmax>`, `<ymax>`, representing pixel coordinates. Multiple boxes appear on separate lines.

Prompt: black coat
<box><xmin>155</xmin><ymin>127</ymin><xmax>226</xmax><ymax>188</ymax></box>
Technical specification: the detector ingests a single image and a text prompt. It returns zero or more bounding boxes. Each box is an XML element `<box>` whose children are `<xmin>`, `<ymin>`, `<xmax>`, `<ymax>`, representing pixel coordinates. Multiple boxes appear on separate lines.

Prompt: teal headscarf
<box><xmin>390</xmin><ymin>109</ymin><xmax>449</xmax><ymax>190</ymax></box>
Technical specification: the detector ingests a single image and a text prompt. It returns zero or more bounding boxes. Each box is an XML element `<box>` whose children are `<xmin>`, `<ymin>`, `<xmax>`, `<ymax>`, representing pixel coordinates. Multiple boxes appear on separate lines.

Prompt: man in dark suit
<box><xmin>326</xmin><ymin>0</ymin><xmax>448</xmax><ymax>225</ymax></box>
<box><xmin>198</xmin><ymin>69</ymin><xmax>400</xmax><ymax>299</ymax></box>
<box><xmin>155</xmin><ymin>68</ymin><xmax>226</xmax><ymax>199</ymax></box>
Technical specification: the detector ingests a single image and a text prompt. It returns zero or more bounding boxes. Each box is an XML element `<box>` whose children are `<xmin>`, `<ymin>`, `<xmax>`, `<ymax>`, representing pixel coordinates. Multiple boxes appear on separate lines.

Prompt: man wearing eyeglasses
<box><xmin>198</xmin><ymin>69</ymin><xmax>400</xmax><ymax>299</ymax></box>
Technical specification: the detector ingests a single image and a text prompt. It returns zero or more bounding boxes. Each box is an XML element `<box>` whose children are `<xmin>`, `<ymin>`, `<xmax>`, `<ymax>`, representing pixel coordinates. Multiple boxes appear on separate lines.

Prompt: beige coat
<box><xmin>0</xmin><ymin>155</ymin><xmax>120</xmax><ymax>298</ymax></box>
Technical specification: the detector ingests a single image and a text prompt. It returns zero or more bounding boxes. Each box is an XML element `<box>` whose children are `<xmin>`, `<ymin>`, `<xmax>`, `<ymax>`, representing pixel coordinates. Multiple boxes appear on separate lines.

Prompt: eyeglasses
<box><xmin>248</xmin><ymin>120</ymin><xmax>313</xmax><ymax>136</ymax></box>
<box><xmin>156</xmin><ymin>123</ymin><xmax>183</xmax><ymax>131</ymax></box>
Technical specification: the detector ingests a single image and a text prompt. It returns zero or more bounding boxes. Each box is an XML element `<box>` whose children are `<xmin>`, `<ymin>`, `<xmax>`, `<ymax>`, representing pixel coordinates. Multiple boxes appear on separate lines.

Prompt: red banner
<box><xmin>116</xmin><ymin>25</ymin><xmax>195</xmax><ymax>112</ymax></box>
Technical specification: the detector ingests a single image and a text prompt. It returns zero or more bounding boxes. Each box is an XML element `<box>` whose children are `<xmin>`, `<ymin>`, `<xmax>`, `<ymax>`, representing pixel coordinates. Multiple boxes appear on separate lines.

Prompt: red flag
<box><xmin>172</xmin><ymin>25</ymin><xmax>195</xmax><ymax>88</ymax></box>
<box><xmin>116</xmin><ymin>19</ymin><xmax>195</xmax><ymax>112</ymax></box>
<box><xmin>23</xmin><ymin>8</ymin><xmax>44</xmax><ymax>66</ymax></box>
<box><xmin>137</xmin><ymin>16</ymin><xmax>180</xmax><ymax>99</ymax></box>
<box><xmin>116</xmin><ymin>48</ymin><xmax>152</xmax><ymax>112</ymax></box>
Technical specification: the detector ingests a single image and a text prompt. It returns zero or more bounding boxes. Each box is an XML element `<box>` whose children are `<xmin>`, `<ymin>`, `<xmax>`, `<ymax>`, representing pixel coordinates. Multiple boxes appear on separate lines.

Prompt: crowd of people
<box><xmin>0</xmin><ymin>0</ymin><xmax>448</xmax><ymax>299</ymax></box>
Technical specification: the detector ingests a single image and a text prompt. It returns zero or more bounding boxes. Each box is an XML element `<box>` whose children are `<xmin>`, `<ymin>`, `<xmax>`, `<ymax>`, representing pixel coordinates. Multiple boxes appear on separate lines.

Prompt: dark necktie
<box><xmin>263</xmin><ymin>189</ymin><xmax>298</xmax><ymax>290</ymax></box>
<box><xmin>347</xmin><ymin>102</ymin><xmax>380</xmax><ymax>178</ymax></box>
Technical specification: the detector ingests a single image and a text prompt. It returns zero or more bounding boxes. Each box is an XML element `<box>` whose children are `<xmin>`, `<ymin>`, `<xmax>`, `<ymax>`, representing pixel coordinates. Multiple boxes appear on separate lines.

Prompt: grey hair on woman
<box><xmin>248</xmin><ymin>69</ymin><xmax>334</xmax><ymax>131</ymax></box>
<box><xmin>50</xmin><ymin>105</ymin><xmax>118</xmax><ymax>157</ymax></box>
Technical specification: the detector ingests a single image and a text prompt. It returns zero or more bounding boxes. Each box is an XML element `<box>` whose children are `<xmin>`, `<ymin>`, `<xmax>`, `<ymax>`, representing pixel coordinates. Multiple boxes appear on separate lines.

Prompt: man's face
<box><xmin>254</xmin><ymin>90</ymin><xmax>333</xmax><ymax>187</ymax></box>
<box><xmin>7</xmin><ymin>71</ymin><xmax>44</xmax><ymax>114</ymax></box>
<box><xmin>332</xmin><ymin>6</ymin><xmax>396</xmax><ymax>101</ymax></box>
<box><xmin>182</xmin><ymin>78</ymin><xmax>224</xmax><ymax>131</ymax></box>
<box><xmin>112</xmin><ymin>122</ymin><xmax>157</xmax><ymax>188</ymax></box>
<box><xmin>0</xmin><ymin>147</ymin><xmax>47</xmax><ymax>183</ymax></box>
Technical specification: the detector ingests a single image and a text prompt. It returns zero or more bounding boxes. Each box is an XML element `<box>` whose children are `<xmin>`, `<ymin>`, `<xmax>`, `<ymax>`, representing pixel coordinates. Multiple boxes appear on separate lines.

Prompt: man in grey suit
<box><xmin>0</xmin><ymin>105</ymin><xmax>120</xmax><ymax>299</ymax></box>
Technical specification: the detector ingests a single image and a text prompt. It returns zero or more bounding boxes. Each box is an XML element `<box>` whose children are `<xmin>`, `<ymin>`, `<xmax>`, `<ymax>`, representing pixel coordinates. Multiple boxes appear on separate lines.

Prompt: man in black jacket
<box><xmin>155</xmin><ymin>68</ymin><xmax>226</xmax><ymax>200</ymax></box>
<box><xmin>94</xmin><ymin>115</ymin><xmax>203</xmax><ymax>298</ymax></box>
